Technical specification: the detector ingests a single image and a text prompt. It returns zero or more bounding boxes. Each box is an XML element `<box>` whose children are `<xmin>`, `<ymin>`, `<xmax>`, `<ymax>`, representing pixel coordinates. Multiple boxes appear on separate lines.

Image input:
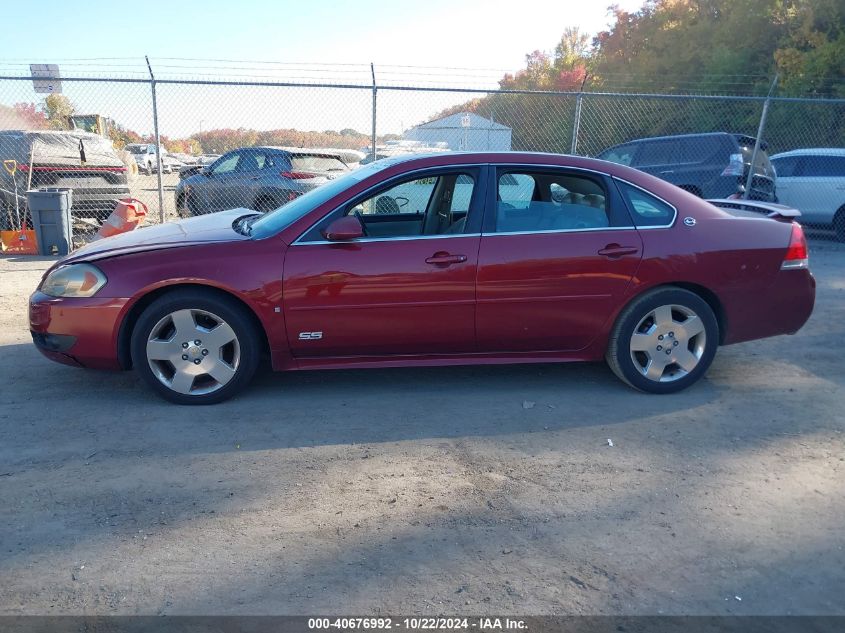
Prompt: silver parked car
<box><xmin>771</xmin><ymin>148</ymin><xmax>845</xmax><ymax>241</ymax></box>
<box><xmin>174</xmin><ymin>147</ymin><xmax>350</xmax><ymax>215</ymax></box>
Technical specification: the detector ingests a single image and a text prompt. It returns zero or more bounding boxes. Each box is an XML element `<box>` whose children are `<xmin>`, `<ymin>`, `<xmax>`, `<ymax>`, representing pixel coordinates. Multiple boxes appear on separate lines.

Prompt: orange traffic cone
<box><xmin>95</xmin><ymin>198</ymin><xmax>148</xmax><ymax>240</ymax></box>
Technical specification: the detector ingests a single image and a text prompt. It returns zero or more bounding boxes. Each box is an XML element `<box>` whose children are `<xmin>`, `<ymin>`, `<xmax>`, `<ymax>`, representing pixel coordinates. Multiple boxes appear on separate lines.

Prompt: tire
<box><xmin>605</xmin><ymin>287</ymin><xmax>719</xmax><ymax>394</ymax></box>
<box><xmin>130</xmin><ymin>290</ymin><xmax>262</xmax><ymax>404</ymax></box>
<box><xmin>833</xmin><ymin>207</ymin><xmax>845</xmax><ymax>243</ymax></box>
<box><xmin>175</xmin><ymin>194</ymin><xmax>191</xmax><ymax>218</ymax></box>
<box><xmin>186</xmin><ymin>194</ymin><xmax>204</xmax><ymax>217</ymax></box>
<box><xmin>144</xmin><ymin>162</ymin><xmax>152</xmax><ymax>176</ymax></box>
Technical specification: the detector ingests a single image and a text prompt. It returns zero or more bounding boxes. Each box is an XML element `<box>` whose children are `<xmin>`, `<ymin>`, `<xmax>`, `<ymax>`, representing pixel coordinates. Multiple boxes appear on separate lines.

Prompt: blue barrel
<box><xmin>27</xmin><ymin>188</ymin><xmax>73</xmax><ymax>256</ymax></box>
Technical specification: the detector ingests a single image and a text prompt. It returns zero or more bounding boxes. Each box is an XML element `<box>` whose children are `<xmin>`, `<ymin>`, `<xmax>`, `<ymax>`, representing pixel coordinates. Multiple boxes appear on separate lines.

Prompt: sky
<box><xmin>1</xmin><ymin>0</ymin><xmax>645</xmax><ymax>138</ymax></box>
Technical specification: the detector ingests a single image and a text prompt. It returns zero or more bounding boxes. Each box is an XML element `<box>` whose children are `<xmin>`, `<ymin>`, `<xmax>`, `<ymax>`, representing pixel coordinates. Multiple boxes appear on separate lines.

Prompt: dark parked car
<box><xmin>30</xmin><ymin>152</ymin><xmax>814</xmax><ymax>404</ymax></box>
<box><xmin>0</xmin><ymin>130</ymin><xmax>129</xmax><ymax>228</ymax></box>
<box><xmin>175</xmin><ymin>147</ymin><xmax>350</xmax><ymax>216</ymax></box>
<box><xmin>596</xmin><ymin>132</ymin><xmax>777</xmax><ymax>201</ymax></box>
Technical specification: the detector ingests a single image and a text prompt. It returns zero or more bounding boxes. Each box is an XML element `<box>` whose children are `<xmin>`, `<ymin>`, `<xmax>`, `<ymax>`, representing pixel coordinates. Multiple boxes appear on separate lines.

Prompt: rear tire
<box><xmin>606</xmin><ymin>287</ymin><xmax>718</xmax><ymax>394</ymax></box>
<box><xmin>176</xmin><ymin>194</ymin><xmax>192</xmax><ymax>218</ymax></box>
<box><xmin>131</xmin><ymin>290</ymin><xmax>262</xmax><ymax>405</ymax></box>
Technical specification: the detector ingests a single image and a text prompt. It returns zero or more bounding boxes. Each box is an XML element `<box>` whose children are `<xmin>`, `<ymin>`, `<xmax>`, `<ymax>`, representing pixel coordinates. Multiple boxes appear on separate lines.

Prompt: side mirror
<box><xmin>323</xmin><ymin>216</ymin><xmax>364</xmax><ymax>241</ymax></box>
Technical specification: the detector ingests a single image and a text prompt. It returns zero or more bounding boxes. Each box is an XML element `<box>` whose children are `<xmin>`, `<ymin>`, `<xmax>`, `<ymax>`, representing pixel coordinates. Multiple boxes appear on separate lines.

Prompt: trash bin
<box><xmin>27</xmin><ymin>188</ymin><xmax>73</xmax><ymax>256</ymax></box>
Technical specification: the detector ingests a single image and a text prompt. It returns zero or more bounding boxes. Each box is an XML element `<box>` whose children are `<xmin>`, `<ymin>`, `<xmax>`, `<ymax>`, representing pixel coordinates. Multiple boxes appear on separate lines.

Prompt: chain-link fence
<box><xmin>2</xmin><ymin>63</ymin><xmax>844</xmax><ymax>247</ymax></box>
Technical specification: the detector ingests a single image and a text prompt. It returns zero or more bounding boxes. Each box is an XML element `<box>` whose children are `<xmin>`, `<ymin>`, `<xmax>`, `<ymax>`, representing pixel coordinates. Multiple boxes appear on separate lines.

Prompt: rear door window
<box><xmin>498</xmin><ymin>173</ymin><xmax>536</xmax><ymax>209</ymax></box>
<box><xmin>772</xmin><ymin>156</ymin><xmax>800</xmax><ymax>177</ymax></box>
<box><xmin>634</xmin><ymin>140</ymin><xmax>677</xmax><ymax>166</ymax></box>
<box><xmin>495</xmin><ymin>170</ymin><xmax>610</xmax><ymax>233</ymax></box>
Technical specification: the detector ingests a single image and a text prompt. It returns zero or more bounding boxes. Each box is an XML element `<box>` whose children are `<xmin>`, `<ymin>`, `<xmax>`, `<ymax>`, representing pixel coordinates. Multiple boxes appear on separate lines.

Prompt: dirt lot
<box><xmin>0</xmin><ymin>235</ymin><xmax>843</xmax><ymax>616</ymax></box>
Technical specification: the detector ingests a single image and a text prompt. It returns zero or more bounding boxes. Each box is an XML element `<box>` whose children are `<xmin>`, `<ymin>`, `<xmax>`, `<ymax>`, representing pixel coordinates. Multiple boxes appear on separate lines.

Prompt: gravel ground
<box><xmin>0</xmin><ymin>234</ymin><xmax>843</xmax><ymax>616</ymax></box>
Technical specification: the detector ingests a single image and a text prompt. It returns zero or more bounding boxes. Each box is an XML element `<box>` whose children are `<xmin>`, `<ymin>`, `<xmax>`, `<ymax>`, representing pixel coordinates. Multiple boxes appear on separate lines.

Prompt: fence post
<box><xmin>145</xmin><ymin>56</ymin><xmax>165</xmax><ymax>223</ymax></box>
<box><xmin>570</xmin><ymin>93</ymin><xmax>583</xmax><ymax>155</ymax></box>
<box><xmin>743</xmin><ymin>74</ymin><xmax>778</xmax><ymax>200</ymax></box>
<box><xmin>570</xmin><ymin>75</ymin><xmax>588</xmax><ymax>155</ymax></box>
<box><xmin>370</xmin><ymin>63</ymin><xmax>377</xmax><ymax>160</ymax></box>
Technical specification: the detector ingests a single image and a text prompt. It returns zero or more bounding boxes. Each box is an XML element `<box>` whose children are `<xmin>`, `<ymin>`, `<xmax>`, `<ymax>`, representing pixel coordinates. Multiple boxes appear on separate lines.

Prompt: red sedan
<box><xmin>29</xmin><ymin>152</ymin><xmax>815</xmax><ymax>404</ymax></box>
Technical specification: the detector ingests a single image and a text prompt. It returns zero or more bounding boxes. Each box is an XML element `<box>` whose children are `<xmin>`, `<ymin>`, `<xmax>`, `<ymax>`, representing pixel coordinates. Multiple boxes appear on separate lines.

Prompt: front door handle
<box><xmin>425</xmin><ymin>252</ymin><xmax>467</xmax><ymax>266</ymax></box>
<box><xmin>598</xmin><ymin>244</ymin><xmax>639</xmax><ymax>258</ymax></box>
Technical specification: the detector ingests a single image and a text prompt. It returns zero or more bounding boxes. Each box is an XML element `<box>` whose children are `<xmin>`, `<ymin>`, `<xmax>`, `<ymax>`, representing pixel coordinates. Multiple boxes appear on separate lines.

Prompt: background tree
<box><xmin>42</xmin><ymin>94</ymin><xmax>75</xmax><ymax>129</ymax></box>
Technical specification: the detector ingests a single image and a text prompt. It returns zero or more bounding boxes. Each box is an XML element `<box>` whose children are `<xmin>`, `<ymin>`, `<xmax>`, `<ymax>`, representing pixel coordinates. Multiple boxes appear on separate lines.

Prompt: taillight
<box><xmin>280</xmin><ymin>170</ymin><xmax>317</xmax><ymax>180</ymax></box>
<box><xmin>722</xmin><ymin>153</ymin><xmax>744</xmax><ymax>176</ymax></box>
<box><xmin>781</xmin><ymin>223</ymin><xmax>809</xmax><ymax>270</ymax></box>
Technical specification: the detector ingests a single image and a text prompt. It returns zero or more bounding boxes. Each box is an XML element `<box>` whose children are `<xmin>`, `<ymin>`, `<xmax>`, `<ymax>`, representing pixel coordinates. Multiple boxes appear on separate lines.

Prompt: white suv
<box><xmin>125</xmin><ymin>143</ymin><xmax>173</xmax><ymax>175</ymax></box>
<box><xmin>771</xmin><ymin>148</ymin><xmax>845</xmax><ymax>241</ymax></box>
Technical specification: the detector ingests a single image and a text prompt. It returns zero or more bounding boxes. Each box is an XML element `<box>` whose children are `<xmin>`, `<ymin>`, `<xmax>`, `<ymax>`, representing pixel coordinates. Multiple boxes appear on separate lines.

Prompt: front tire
<box><xmin>606</xmin><ymin>287</ymin><xmax>718</xmax><ymax>394</ymax></box>
<box><xmin>131</xmin><ymin>290</ymin><xmax>262</xmax><ymax>404</ymax></box>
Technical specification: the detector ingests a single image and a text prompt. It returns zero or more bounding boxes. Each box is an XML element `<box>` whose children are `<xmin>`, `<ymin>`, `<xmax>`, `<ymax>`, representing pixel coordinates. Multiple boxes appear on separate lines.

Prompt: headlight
<box><xmin>40</xmin><ymin>264</ymin><xmax>107</xmax><ymax>298</ymax></box>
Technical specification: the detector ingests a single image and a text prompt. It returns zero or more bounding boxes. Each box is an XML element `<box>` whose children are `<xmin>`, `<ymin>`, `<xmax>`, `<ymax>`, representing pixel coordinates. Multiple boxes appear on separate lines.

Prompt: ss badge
<box><xmin>298</xmin><ymin>331</ymin><xmax>323</xmax><ymax>340</ymax></box>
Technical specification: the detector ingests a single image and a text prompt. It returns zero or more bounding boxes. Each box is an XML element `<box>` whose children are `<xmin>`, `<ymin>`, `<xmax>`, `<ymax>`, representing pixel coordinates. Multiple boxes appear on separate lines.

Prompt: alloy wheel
<box><xmin>629</xmin><ymin>304</ymin><xmax>707</xmax><ymax>382</ymax></box>
<box><xmin>145</xmin><ymin>308</ymin><xmax>240</xmax><ymax>395</ymax></box>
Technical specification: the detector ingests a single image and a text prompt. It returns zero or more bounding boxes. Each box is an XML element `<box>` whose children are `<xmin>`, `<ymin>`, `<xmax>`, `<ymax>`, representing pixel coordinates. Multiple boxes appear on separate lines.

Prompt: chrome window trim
<box><xmin>294</xmin><ymin>233</ymin><xmax>482</xmax><ymax>246</ymax></box>
<box><xmin>482</xmin><ymin>226</ymin><xmax>635</xmax><ymax>237</ymax></box>
<box><xmin>290</xmin><ymin>163</ymin><xmax>678</xmax><ymax>245</ymax></box>
<box><xmin>291</xmin><ymin>163</ymin><xmax>484</xmax><ymax>246</ymax></box>
<box><xmin>612</xmin><ymin>176</ymin><xmax>678</xmax><ymax>229</ymax></box>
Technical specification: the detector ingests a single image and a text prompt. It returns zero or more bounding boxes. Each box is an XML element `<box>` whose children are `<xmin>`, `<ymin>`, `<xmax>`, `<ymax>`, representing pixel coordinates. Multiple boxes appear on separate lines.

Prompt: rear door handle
<box><xmin>425</xmin><ymin>252</ymin><xmax>467</xmax><ymax>266</ymax></box>
<box><xmin>598</xmin><ymin>244</ymin><xmax>639</xmax><ymax>258</ymax></box>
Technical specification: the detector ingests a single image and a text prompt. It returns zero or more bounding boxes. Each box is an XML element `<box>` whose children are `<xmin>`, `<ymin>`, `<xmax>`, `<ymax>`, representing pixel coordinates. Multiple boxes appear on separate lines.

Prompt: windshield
<box><xmin>250</xmin><ymin>158</ymin><xmax>403</xmax><ymax>239</ymax></box>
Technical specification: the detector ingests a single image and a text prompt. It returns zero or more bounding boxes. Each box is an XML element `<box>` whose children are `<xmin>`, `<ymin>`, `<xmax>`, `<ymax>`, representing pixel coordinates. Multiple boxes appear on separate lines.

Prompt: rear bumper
<box><xmin>722</xmin><ymin>269</ymin><xmax>816</xmax><ymax>345</ymax></box>
<box><xmin>29</xmin><ymin>291</ymin><xmax>129</xmax><ymax>370</ymax></box>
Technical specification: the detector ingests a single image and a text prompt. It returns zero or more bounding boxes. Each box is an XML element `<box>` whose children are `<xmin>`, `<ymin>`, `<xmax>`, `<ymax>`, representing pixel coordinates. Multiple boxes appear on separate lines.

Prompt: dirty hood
<box><xmin>66</xmin><ymin>209</ymin><xmax>257</xmax><ymax>263</ymax></box>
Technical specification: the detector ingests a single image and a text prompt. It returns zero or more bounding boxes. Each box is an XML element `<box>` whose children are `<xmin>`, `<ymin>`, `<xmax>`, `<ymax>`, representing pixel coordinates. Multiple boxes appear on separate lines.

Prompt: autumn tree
<box><xmin>42</xmin><ymin>94</ymin><xmax>75</xmax><ymax>129</ymax></box>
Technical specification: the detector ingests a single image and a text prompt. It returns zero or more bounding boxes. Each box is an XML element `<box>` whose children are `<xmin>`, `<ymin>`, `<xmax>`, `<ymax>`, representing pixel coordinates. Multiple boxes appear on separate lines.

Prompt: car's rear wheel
<box><xmin>833</xmin><ymin>207</ymin><xmax>845</xmax><ymax>243</ymax></box>
<box><xmin>131</xmin><ymin>290</ymin><xmax>261</xmax><ymax>404</ymax></box>
<box><xmin>606</xmin><ymin>287</ymin><xmax>718</xmax><ymax>393</ymax></box>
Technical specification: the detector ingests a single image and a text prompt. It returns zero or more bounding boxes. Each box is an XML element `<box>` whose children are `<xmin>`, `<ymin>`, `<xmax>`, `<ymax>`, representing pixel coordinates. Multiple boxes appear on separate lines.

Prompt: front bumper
<box><xmin>29</xmin><ymin>291</ymin><xmax>130</xmax><ymax>370</ymax></box>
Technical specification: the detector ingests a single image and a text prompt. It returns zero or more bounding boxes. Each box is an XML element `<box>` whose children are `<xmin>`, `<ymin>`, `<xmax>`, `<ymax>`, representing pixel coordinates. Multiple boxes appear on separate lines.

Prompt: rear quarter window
<box><xmin>675</xmin><ymin>137</ymin><xmax>723</xmax><ymax>163</ymax></box>
<box><xmin>616</xmin><ymin>180</ymin><xmax>676</xmax><ymax>227</ymax></box>
<box><xmin>803</xmin><ymin>155</ymin><xmax>845</xmax><ymax>177</ymax></box>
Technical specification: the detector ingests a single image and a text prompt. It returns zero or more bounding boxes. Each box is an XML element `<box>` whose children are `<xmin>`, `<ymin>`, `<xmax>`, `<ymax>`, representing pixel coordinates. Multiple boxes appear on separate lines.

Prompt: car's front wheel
<box><xmin>131</xmin><ymin>290</ymin><xmax>262</xmax><ymax>404</ymax></box>
<box><xmin>606</xmin><ymin>287</ymin><xmax>718</xmax><ymax>393</ymax></box>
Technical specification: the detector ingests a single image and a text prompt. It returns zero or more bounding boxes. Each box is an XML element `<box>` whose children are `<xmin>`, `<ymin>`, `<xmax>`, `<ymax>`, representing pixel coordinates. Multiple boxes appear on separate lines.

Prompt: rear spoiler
<box><xmin>706</xmin><ymin>199</ymin><xmax>802</xmax><ymax>221</ymax></box>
